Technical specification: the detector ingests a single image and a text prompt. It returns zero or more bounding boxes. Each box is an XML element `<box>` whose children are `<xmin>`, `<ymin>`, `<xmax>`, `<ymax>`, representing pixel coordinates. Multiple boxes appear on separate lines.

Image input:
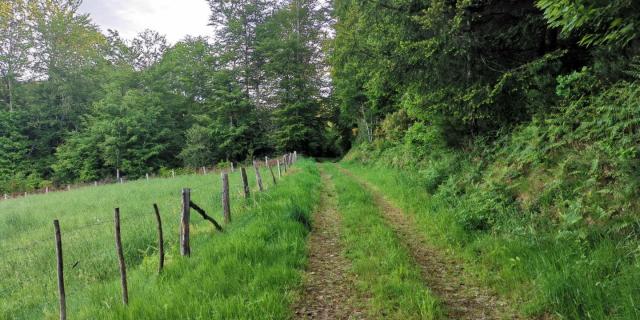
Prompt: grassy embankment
<box><xmin>342</xmin><ymin>141</ymin><xmax>640</xmax><ymax>319</ymax></box>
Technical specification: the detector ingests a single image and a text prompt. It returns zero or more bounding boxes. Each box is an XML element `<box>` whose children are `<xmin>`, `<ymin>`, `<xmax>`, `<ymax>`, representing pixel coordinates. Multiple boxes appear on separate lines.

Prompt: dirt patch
<box><xmin>293</xmin><ymin>170</ymin><xmax>367</xmax><ymax>320</ymax></box>
<box><xmin>339</xmin><ymin>167</ymin><xmax>526</xmax><ymax>320</ymax></box>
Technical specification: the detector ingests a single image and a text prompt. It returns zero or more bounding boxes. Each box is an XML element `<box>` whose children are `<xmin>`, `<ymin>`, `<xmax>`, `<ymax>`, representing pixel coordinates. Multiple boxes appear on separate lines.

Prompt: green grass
<box><xmin>323</xmin><ymin>164</ymin><xmax>442</xmax><ymax>319</ymax></box>
<box><xmin>0</xmin><ymin>160</ymin><xmax>317</xmax><ymax>319</ymax></box>
<box><xmin>340</xmin><ymin>160</ymin><xmax>640</xmax><ymax>319</ymax></box>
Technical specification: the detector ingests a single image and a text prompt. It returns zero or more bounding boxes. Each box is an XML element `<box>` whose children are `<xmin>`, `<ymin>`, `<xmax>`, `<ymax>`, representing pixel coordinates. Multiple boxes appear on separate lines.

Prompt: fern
<box><xmin>625</xmin><ymin>56</ymin><xmax>640</xmax><ymax>80</ymax></box>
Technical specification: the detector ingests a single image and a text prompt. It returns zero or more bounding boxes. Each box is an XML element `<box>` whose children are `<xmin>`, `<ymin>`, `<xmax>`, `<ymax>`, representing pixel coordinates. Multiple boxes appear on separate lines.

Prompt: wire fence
<box><xmin>0</xmin><ymin>152</ymin><xmax>299</xmax><ymax>319</ymax></box>
<box><xmin>0</xmin><ymin>153</ymin><xmax>295</xmax><ymax>202</ymax></box>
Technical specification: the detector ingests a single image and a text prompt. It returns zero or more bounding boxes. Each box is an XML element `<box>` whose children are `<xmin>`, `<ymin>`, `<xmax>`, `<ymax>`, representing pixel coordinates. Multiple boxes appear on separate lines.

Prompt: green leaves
<box><xmin>536</xmin><ymin>0</ymin><xmax>640</xmax><ymax>48</ymax></box>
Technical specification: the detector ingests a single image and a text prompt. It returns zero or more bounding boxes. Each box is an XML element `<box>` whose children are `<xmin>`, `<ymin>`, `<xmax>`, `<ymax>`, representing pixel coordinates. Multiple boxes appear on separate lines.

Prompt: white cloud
<box><xmin>79</xmin><ymin>0</ymin><xmax>212</xmax><ymax>43</ymax></box>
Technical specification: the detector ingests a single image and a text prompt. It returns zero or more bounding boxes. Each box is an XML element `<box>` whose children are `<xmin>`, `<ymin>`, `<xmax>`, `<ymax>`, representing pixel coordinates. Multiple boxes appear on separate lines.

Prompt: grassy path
<box><xmin>294</xmin><ymin>169</ymin><xmax>366</xmax><ymax>319</ymax></box>
<box><xmin>339</xmin><ymin>166</ymin><xmax>524</xmax><ymax>320</ymax></box>
<box><xmin>324</xmin><ymin>163</ymin><xmax>441</xmax><ymax>319</ymax></box>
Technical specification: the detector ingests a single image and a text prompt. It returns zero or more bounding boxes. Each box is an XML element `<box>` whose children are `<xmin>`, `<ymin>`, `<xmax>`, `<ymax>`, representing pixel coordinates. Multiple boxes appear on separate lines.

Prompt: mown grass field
<box><xmin>0</xmin><ymin>161</ymin><xmax>316</xmax><ymax>319</ymax></box>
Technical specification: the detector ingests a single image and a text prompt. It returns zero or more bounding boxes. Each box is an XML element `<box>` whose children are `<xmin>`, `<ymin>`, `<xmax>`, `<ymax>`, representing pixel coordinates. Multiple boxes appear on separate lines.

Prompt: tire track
<box><xmin>294</xmin><ymin>169</ymin><xmax>367</xmax><ymax>320</ymax></box>
<box><xmin>339</xmin><ymin>166</ymin><xmax>525</xmax><ymax>320</ymax></box>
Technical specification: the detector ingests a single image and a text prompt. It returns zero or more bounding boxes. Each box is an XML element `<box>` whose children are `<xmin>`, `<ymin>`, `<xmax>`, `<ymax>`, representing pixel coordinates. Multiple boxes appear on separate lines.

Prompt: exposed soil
<box><xmin>293</xmin><ymin>170</ymin><xmax>367</xmax><ymax>320</ymax></box>
<box><xmin>339</xmin><ymin>167</ymin><xmax>526</xmax><ymax>320</ymax></box>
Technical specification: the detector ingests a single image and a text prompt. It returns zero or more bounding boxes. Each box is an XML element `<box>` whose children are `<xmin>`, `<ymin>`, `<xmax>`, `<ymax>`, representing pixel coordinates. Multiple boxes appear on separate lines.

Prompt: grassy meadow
<box><xmin>0</xmin><ymin>160</ymin><xmax>315</xmax><ymax>319</ymax></box>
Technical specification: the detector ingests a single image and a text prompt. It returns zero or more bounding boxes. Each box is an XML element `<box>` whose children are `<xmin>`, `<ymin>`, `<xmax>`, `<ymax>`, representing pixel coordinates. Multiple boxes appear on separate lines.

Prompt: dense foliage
<box><xmin>0</xmin><ymin>0</ymin><xmax>335</xmax><ymax>192</ymax></box>
<box><xmin>332</xmin><ymin>0</ymin><xmax>640</xmax><ymax>318</ymax></box>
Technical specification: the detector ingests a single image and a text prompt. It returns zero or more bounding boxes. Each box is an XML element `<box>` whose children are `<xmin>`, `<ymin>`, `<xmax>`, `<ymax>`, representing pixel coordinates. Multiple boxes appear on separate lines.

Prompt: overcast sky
<box><xmin>79</xmin><ymin>0</ymin><xmax>212</xmax><ymax>43</ymax></box>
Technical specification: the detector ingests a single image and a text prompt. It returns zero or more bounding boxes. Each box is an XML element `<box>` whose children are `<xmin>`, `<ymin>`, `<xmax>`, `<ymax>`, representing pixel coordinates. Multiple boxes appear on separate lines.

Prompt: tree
<box><xmin>259</xmin><ymin>0</ymin><xmax>329</xmax><ymax>154</ymax></box>
<box><xmin>130</xmin><ymin>29</ymin><xmax>168</xmax><ymax>70</ymax></box>
<box><xmin>331</xmin><ymin>0</ymin><xmax>567</xmax><ymax>145</ymax></box>
<box><xmin>537</xmin><ymin>0</ymin><xmax>640</xmax><ymax>49</ymax></box>
<box><xmin>0</xmin><ymin>112</ymin><xmax>30</xmax><ymax>191</ymax></box>
<box><xmin>207</xmin><ymin>0</ymin><xmax>273</xmax><ymax>101</ymax></box>
<box><xmin>0</xmin><ymin>0</ymin><xmax>33</xmax><ymax>112</ymax></box>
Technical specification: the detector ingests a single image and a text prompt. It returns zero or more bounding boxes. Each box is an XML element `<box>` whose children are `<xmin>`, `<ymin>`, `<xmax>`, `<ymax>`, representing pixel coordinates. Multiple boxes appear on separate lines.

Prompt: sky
<box><xmin>78</xmin><ymin>0</ymin><xmax>213</xmax><ymax>43</ymax></box>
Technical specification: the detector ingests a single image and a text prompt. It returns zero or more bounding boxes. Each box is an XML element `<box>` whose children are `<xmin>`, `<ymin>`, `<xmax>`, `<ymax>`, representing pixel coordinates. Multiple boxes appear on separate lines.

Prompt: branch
<box><xmin>189</xmin><ymin>201</ymin><xmax>224</xmax><ymax>232</ymax></box>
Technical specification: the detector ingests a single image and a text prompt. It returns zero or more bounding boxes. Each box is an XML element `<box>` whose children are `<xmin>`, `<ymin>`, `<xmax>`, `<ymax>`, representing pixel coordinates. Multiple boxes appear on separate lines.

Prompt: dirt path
<box><xmin>293</xmin><ymin>169</ymin><xmax>367</xmax><ymax>320</ymax></box>
<box><xmin>339</xmin><ymin>167</ymin><xmax>524</xmax><ymax>320</ymax></box>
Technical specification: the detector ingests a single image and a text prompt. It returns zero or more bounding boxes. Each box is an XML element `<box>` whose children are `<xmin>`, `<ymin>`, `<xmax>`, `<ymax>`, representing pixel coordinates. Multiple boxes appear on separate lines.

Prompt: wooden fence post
<box><xmin>172</xmin><ymin>169</ymin><xmax>175</xmax><ymax>178</ymax></box>
<box><xmin>268</xmin><ymin>162</ymin><xmax>277</xmax><ymax>185</ymax></box>
<box><xmin>241</xmin><ymin>167</ymin><xmax>250</xmax><ymax>199</ymax></box>
<box><xmin>67</xmin><ymin>185</ymin><xmax>70</xmax><ymax>191</ymax></box>
<box><xmin>265</xmin><ymin>156</ymin><xmax>268</xmax><ymax>167</ymax></box>
<box><xmin>113</xmin><ymin>208</ymin><xmax>128</xmax><ymax>305</ymax></box>
<box><xmin>116</xmin><ymin>168</ymin><xmax>120</xmax><ymax>180</ymax></box>
<box><xmin>153</xmin><ymin>204</ymin><xmax>164</xmax><ymax>273</ymax></box>
<box><xmin>53</xmin><ymin>220</ymin><xmax>66</xmax><ymax>320</ymax></box>
<box><xmin>253</xmin><ymin>161</ymin><xmax>264</xmax><ymax>192</ymax></box>
<box><xmin>146</xmin><ymin>173</ymin><xmax>149</xmax><ymax>181</ymax></box>
<box><xmin>94</xmin><ymin>181</ymin><xmax>98</xmax><ymax>187</ymax></box>
<box><xmin>222</xmin><ymin>173</ymin><xmax>231</xmax><ymax>223</ymax></box>
<box><xmin>180</xmin><ymin>189</ymin><xmax>191</xmax><ymax>257</ymax></box>
<box><xmin>277</xmin><ymin>160</ymin><xmax>282</xmax><ymax>178</ymax></box>
<box><xmin>4</xmin><ymin>193</ymin><xmax>7</xmax><ymax>200</ymax></box>
<box><xmin>46</xmin><ymin>187</ymin><xmax>49</xmax><ymax>194</ymax></box>
<box><xmin>231</xmin><ymin>162</ymin><xmax>235</xmax><ymax>172</ymax></box>
<box><xmin>202</xmin><ymin>166</ymin><xmax>207</xmax><ymax>175</ymax></box>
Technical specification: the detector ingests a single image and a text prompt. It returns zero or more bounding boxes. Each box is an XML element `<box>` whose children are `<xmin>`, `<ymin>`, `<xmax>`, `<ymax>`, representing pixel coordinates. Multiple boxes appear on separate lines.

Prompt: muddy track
<box><xmin>339</xmin><ymin>167</ymin><xmax>525</xmax><ymax>320</ymax></box>
<box><xmin>293</xmin><ymin>169</ymin><xmax>367</xmax><ymax>320</ymax></box>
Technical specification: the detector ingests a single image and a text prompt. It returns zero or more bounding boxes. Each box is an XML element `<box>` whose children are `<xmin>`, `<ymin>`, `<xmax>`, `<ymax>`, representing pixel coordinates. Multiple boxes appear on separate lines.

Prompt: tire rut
<box><xmin>339</xmin><ymin>167</ymin><xmax>525</xmax><ymax>320</ymax></box>
<box><xmin>293</xmin><ymin>169</ymin><xmax>367</xmax><ymax>320</ymax></box>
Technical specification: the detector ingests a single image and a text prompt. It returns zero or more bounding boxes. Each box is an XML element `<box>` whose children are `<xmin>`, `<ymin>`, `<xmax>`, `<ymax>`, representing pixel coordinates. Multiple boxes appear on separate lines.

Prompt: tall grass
<box><xmin>0</xmin><ymin>161</ymin><xmax>315</xmax><ymax>319</ymax></box>
<box><xmin>324</xmin><ymin>164</ymin><xmax>442</xmax><ymax>319</ymax></box>
<box><xmin>340</xmin><ymin>160</ymin><xmax>640</xmax><ymax>319</ymax></box>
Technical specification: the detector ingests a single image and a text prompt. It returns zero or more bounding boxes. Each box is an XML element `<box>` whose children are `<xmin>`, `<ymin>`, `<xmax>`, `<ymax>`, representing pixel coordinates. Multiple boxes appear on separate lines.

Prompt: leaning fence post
<box><xmin>253</xmin><ymin>161</ymin><xmax>264</xmax><ymax>192</ymax></box>
<box><xmin>153</xmin><ymin>204</ymin><xmax>164</xmax><ymax>273</ymax></box>
<box><xmin>114</xmin><ymin>208</ymin><xmax>128</xmax><ymax>305</ymax></box>
<box><xmin>222</xmin><ymin>173</ymin><xmax>231</xmax><ymax>223</ymax></box>
<box><xmin>241</xmin><ymin>167</ymin><xmax>250</xmax><ymax>199</ymax></box>
<box><xmin>53</xmin><ymin>220</ymin><xmax>66</xmax><ymax>320</ymax></box>
<box><xmin>180</xmin><ymin>189</ymin><xmax>191</xmax><ymax>257</ymax></box>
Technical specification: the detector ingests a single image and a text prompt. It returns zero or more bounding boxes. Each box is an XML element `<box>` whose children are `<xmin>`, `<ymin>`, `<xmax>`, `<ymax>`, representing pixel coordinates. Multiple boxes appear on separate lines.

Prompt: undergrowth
<box><xmin>341</xmin><ymin>77</ymin><xmax>640</xmax><ymax>319</ymax></box>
